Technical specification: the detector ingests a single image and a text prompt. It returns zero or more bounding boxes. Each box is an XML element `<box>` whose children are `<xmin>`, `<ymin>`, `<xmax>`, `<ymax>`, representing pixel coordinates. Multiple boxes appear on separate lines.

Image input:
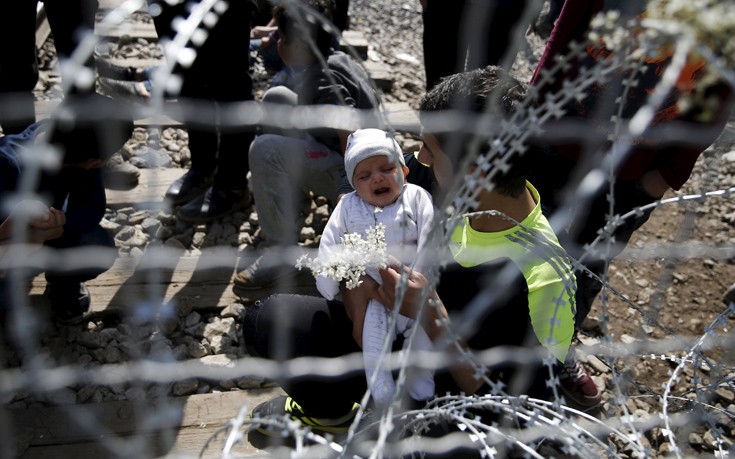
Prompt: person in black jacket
<box><xmin>232</xmin><ymin>0</ymin><xmax>380</xmax><ymax>292</ymax></box>
<box><xmin>419</xmin><ymin>0</ymin><xmax>534</xmax><ymax>90</ymax></box>
<box><xmin>0</xmin><ymin>93</ymin><xmax>133</xmax><ymax>324</ymax></box>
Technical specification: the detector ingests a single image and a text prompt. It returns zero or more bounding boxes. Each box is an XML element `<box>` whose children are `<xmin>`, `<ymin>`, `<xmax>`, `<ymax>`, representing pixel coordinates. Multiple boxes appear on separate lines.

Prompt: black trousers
<box><xmin>148</xmin><ymin>0</ymin><xmax>256</xmax><ymax>190</ymax></box>
<box><xmin>243</xmin><ymin>294</ymin><xmax>367</xmax><ymax>418</ymax></box>
<box><xmin>243</xmin><ymin>264</ymin><xmax>555</xmax><ymax>418</ymax></box>
<box><xmin>0</xmin><ymin>0</ymin><xmax>97</xmax><ymax>134</ymax></box>
<box><xmin>422</xmin><ymin>0</ymin><xmax>530</xmax><ymax>90</ymax></box>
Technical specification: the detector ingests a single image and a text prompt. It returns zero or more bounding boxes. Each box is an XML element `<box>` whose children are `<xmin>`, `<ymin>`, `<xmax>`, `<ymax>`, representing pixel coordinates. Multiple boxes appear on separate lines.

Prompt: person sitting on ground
<box><xmin>232</xmin><ymin>0</ymin><xmax>379</xmax><ymax>292</ymax></box>
<box><xmin>0</xmin><ymin>201</ymin><xmax>66</xmax><ymax>326</ymax></box>
<box><xmin>0</xmin><ymin>93</ymin><xmax>134</xmax><ymax>324</ymax></box>
<box><xmin>307</xmin><ymin>128</ymin><xmax>436</xmax><ymax>408</ymax></box>
<box><xmin>242</xmin><ymin>66</ymin><xmax>577</xmax><ymax>450</ymax></box>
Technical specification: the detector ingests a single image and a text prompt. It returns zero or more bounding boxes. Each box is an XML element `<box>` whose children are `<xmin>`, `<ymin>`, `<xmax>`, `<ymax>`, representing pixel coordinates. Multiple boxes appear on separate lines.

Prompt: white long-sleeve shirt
<box><xmin>316</xmin><ymin>183</ymin><xmax>435</xmax><ymax>300</ymax></box>
<box><xmin>316</xmin><ymin>183</ymin><xmax>436</xmax><ymax>405</ymax></box>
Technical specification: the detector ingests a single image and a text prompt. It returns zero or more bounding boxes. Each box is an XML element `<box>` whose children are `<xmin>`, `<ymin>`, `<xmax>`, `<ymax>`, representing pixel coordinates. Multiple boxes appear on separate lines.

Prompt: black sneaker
<box><xmin>165</xmin><ymin>169</ymin><xmax>213</xmax><ymax>206</ymax></box>
<box><xmin>723</xmin><ymin>282</ymin><xmax>735</xmax><ymax>305</ymax></box>
<box><xmin>103</xmin><ymin>152</ymin><xmax>140</xmax><ymax>189</ymax></box>
<box><xmin>232</xmin><ymin>252</ymin><xmax>301</xmax><ymax>292</ymax></box>
<box><xmin>97</xmin><ymin>77</ymin><xmax>153</xmax><ymax>104</ymax></box>
<box><xmin>250</xmin><ymin>395</ymin><xmax>360</xmax><ymax>436</ymax></box>
<box><xmin>47</xmin><ymin>282</ymin><xmax>92</xmax><ymax>325</ymax></box>
<box><xmin>176</xmin><ymin>186</ymin><xmax>252</xmax><ymax>223</ymax></box>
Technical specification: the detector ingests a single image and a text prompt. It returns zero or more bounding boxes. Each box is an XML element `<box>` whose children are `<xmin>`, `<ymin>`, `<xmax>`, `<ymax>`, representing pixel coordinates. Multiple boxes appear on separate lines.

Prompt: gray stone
<box><xmin>184</xmin><ymin>311</ymin><xmax>201</xmax><ymax>328</ymax></box>
<box><xmin>76</xmin><ymin>354</ymin><xmax>93</xmax><ymax>367</ymax></box>
<box><xmin>127</xmin><ymin>228</ymin><xmax>150</xmax><ymax>247</ymax></box>
<box><xmin>587</xmin><ymin>355</ymin><xmax>610</xmax><ymax>374</ymax></box>
<box><xmin>77</xmin><ymin>385</ymin><xmax>97</xmax><ymax>403</ymax></box>
<box><xmin>315</xmin><ymin>204</ymin><xmax>330</xmax><ymax>219</ymax></box>
<box><xmin>221</xmin><ymin>303</ymin><xmax>246</xmax><ymax>321</ymax></box>
<box><xmin>203</xmin><ymin>317</ymin><xmax>237</xmax><ymax>340</ymax></box>
<box><xmin>209</xmin><ymin>335</ymin><xmax>237</xmax><ymax>354</ymax></box>
<box><xmin>236</xmin><ymin>375</ymin><xmax>265</xmax><ymax>390</ymax></box>
<box><xmin>199</xmin><ymin>354</ymin><xmax>237</xmax><ymax>368</ymax></box>
<box><xmin>620</xmin><ymin>334</ymin><xmax>637</xmax><ymax>344</ymax></box>
<box><xmin>172</xmin><ymin>344</ymin><xmax>188</xmax><ymax>360</ymax></box>
<box><xmin>103</xmin><ymin>346</ymin><xmax>122</xmax><ymax>364</ymax></box>
<box><xmin>100</xmin><ymin>218</ymin><xmax>122</xmax><ymax>235</ymax></box>
<box><xmin>129</xmin><ymin>210</ymin><xmax>150</xmax><ymax>226</ymax></box>
<box><xmin>689</xmin><ymin>432</ymin><xmax>704</xmax><ymax>447</ymax></box>
<box><xmin>300</xmin><ymin>226</ymin><xmax>316</xmax><ymax>242</ymax></box>
<box><xmin>220</xmin><ymin>379</ymin><xmax>237</xmax><ymax>390</ymax></box>
<box><xmin>46</xmin><ymin>388</ymin><xmax>77</xmax><ymax>405</ymax></box>
<box><xmin>131</xmin><ymin>147</ymin><xmax>173</xmax><ymax>168</ymax></box>
<box><xmin>172</xmin><ymin>379</ymin><xmax>199</xmax><ymax>396</ymax></box>
<box><xmin>76</xmin><ymin>331</ymin><xmax>108</xmax><ymax>349</ymax></box>
<box><xmin>187</xmin><ymin>341</ymin><xmax>209</xmax><ymax>358</ymax></box>
<box><xmin>142</xmin><ymin>217</ymin><xmax>162</xmax><ymax>236</ymax></box>
<box><xmin>715</xmin><ymin>388</ymin><xmax>735</xmax><ymax>404</ymax></box>
<box><xmin>125</xmin><ymin>387</ymin><xmax>147</xmax><ymax>401</ymax></box>
<box><xmin>114</xmin><ymin>226</ymin><xmax>136</xmax><ymax>242</ymax></box>
<box><xmin>158</xmin><ymin>316</ymin><xmax>179</xmax><ymax>336</ymax></box>
<box><xmin>113</xmin><ymin>213</ymin><xmax>130</xmax><ymax>225</ymax></box>
<box><xmin>176</xmin><ymin>299</ymin><xmax>195</xmax><ymax>318</ymax></box>
<box><xmin>185</xmin><ymin>323</ymin><xmax>206</xmax><ymax>338</ymax></box>
<box><xmin>703</xmin><ymin>429</ymin><xmax>732</xmax><ymax>450</ymax></box>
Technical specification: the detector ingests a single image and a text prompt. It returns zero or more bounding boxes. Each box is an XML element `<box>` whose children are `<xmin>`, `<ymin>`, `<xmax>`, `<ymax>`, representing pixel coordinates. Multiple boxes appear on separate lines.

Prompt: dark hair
<box><xmin>419</xmin><ymin>66</ymin><xmax>531</xmax><ymax>197</ymax></box>
<box><xmin>47</xmin><ymin>93</ymin><xmax>134</xmax><ymax>165</ymax></box>
<box><xmin>273</xmin><ymin>0</ymin><xmax>335</xmax><ymax>57</ymax></box>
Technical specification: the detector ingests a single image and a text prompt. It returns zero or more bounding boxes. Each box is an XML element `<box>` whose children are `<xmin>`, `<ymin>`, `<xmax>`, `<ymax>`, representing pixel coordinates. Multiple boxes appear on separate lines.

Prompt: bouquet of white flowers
<box><xmin>296</xmin><ymin>223</ymin><xmax>388</xmax><ymax>289</ymax></box>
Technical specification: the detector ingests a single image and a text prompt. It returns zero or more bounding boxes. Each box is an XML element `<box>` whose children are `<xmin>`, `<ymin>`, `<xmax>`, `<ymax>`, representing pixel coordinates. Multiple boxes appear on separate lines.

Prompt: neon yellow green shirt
<box><xmin>450</xmin><ymin>181</ymin><xmax>576</xmax><ymax>363</ymax></box>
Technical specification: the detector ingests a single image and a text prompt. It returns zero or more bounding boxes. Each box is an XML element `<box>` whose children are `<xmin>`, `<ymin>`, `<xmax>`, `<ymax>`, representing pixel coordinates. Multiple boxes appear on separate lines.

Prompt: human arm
<box><xmin>251</xmin><ymin>18</ymin><xmax>277</xmax><ymax>39</ymax></box>
<box><xmin>376</xmin><ymin>262</ymin><xmax>484</xmax><ymax>395</ymax></box>
<box><xmin>0</xmin><ymin>201</ymin><xmax>66</xmax><ymax>245</ymax></box>
<box><xmin>27</xmin><ymin>207</ymin><xmax>66</xmax><ymax>244</ymax></box>
<box><xmin>54</xmin><ymin>168</ymin><xmax>106</xmax><ymax>234</ymax></box>
<box><xmin>640</xmin><ymin>169</ymin><xmax>669</xmax><ymax>198</ymax></box>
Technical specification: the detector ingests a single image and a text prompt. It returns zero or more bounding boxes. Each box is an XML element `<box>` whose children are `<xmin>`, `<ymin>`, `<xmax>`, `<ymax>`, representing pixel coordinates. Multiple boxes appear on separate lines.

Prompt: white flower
<box><xmin>296</xmin><ymin>223</ymin><xmax>388</xmax><ymax>289</ymax></box>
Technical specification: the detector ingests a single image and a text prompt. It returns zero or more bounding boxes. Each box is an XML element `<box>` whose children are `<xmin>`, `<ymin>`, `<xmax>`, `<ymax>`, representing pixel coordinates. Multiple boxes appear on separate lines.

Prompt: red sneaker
<box><xmin>558</xmin><ymin>359</ymin><xmax>602</xmax><ymax>407</ymax></box>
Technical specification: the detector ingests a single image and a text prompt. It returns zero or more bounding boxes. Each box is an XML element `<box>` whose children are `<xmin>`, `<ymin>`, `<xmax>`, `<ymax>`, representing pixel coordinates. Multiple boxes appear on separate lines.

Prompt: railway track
<box><xmin>35</xmin><ymin>1</ymin><xmax>404</xmax><ymax>125</ymax></box>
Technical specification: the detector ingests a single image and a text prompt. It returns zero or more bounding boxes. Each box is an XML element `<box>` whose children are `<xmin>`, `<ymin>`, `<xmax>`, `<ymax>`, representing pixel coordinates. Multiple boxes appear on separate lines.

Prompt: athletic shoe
<box><xmin>47</xmin><ymin>282</ymin><xmax>92</xmax><ymax>325</ymax></box>
<box><xmin>558</xmin><ymin>359</ymin><xmax>602</xmax><ymax>407</ymax></box>
<box><xmin>723</xmin><ymin>282</ymin><xmax>735</xmax><ymax>306</ymax></box>
<box><xmin>232</xmin><ymin>251</ymin><xmax>301</xmax><ymax>292</ymax></box>
<box><xmin>176</xmin><ymin>186</ymin><xmax>252</xmax><ymax>223</ymax></box>
<box><xmin>97</xmin><ymin>77</ymin><xmax>153</xmax><ymax>104</ymax></box>
<box><xmin>250</xmin><ymin>395</ymin><xmax>360</xmax><ymax>436</ymax></box>
<box><xmin>103</xmin><ymin>152</ymin><xmax>140</xmax><ymax>189</ymax></box>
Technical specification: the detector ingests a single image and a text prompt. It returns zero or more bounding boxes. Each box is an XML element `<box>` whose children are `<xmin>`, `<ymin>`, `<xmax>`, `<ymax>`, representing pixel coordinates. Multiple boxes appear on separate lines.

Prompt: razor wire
<box><xmin>1</xmin><ymin>0</ymin><xmax>735</xmax><ymax>458</ymax></box>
